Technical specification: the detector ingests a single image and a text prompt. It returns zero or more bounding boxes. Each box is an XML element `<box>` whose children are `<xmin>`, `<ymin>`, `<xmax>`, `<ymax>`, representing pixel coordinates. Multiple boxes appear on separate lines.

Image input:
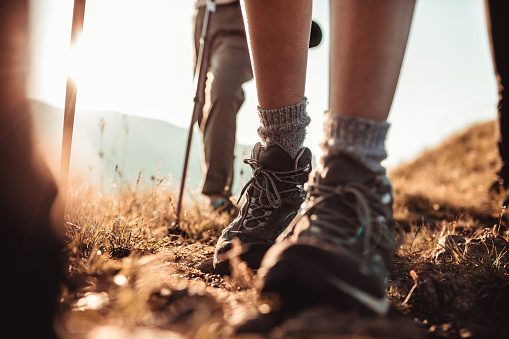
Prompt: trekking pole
<box><xmin>173</xmin><ymin>0</ymin><xmax>216</xmax><ymax>231</ymax></box>
<box><xmin>60</xmin><ymin>0</ymin><xmax>86</xmax><ymax>209</ymax></box>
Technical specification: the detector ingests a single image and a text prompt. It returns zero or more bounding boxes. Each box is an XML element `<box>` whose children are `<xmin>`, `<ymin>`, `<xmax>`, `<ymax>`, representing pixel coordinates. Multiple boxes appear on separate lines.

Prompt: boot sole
<box><xmin>260</xmin><ymin>242</ymin><xmax>390</xmax><ymax>315</ymax></box>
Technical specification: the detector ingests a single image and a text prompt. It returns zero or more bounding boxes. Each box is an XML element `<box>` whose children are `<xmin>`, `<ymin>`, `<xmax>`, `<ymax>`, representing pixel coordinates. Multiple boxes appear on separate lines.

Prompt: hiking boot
<box><xmin>258</xmin><ymin>154</ymin><xmax>395</xmax><ymax>315</ymax></box>
<box><xmin>210</xmin><ymin>196</ymin><xmax>239</xmax><ymax>217</ymax></box>
<box><xmin>213</xmin><ymin>142</ymin><xmax>312</xmax><ymax>273</ymax></box>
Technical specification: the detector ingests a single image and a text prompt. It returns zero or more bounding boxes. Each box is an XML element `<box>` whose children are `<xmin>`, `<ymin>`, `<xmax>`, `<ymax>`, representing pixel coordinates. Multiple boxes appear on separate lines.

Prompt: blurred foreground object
<box><xmin>60</xmin><ymin>0</ymin><xmax>86</xmax><ymax>208</ymax></box>
<box><xmin>486</xmin><ymin>1</ymin><xmax>509</xmax><ymax>195</ymax></box>
<box><xmin>0</xmin><ymin>1</ymin><xmax>63</xmax><ymax>338</ymax></box>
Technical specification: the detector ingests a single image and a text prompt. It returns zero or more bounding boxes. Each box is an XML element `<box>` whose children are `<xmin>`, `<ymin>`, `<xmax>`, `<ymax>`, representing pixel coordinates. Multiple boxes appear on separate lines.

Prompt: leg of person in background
<box><xmin>0</xmin><ymin>1</ymin><xmax>63</xmax><ymax>338</ymax></box>
<box><xmin>194</xmin><ymin>2</ymin><xmax>253</xmax><ymax>215</ymax></box>
<box><xmin>211</xmin><ymin>1</ymin><xmax>313</xmax><ymax>273</ymax></box>
<box><xmin>485</xmin><ymin>1</ymin><xmax>509</xmax><ymax>195</ymax></box>
<box><xmin>237</xmin><ymin>0</ymin><xmax>415</xmax><ymax>314</ymax></box>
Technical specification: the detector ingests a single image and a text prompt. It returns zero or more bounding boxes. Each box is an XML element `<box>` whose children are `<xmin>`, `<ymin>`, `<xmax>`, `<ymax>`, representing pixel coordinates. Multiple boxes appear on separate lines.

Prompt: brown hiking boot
<box><xmin>258</xmin><ymin>154</ymin><xmax>395</xmax><ymax>315</ymax></box>
<box><xmin>213</xmin><ymin>142</ymin><xmax>312</xmax><ymax>273</ymax></box>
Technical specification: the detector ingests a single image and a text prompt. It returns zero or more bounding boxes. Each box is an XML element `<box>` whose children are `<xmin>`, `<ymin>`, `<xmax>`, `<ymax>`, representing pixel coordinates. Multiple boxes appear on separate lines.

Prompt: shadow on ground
<box><xmin>395</xmin><ymin>192</ymin><xmax>501</xmax><ymax>231</ymax></box>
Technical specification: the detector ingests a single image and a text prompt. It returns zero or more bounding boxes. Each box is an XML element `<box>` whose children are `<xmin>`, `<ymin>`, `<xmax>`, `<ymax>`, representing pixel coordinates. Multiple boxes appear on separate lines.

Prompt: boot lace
<box><xmin>237</xmin><ymin>158</ymin><xmax>310</xmax><ymax>230</ymax></box>
<box><xmin>292</xmin><ymin>179</ymin><xmax>394</xmax><ymax>254</ymax></box>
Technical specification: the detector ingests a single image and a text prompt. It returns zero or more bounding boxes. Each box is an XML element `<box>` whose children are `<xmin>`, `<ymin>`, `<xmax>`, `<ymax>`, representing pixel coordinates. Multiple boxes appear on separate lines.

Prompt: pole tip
<box><xmin>168</xmin><ymin>222</ymin><xmax>188</xmax><ymax>238</ymax></box>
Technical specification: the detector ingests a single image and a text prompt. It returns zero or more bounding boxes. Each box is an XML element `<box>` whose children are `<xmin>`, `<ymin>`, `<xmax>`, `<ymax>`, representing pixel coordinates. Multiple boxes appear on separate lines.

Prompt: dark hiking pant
<box><xmin>0</xmin><ymin>1</ymin><xmax>63</xmax><ymax>338</ymax></box>
<box><xmin>486</xmin><ymin>1</ymin><xmax>509</xmax><ymax>181</ymax></box>
<box><xmin>194</xmin><ymin>2</ymin><xmax>253</xmax><ymax>197</ymax></box>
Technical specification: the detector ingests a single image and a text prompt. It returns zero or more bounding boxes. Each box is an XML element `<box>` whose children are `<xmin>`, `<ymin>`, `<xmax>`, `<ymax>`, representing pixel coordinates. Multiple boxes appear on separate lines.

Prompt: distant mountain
<box><xmin>29</xmin><ymin>100</ymin><xmax>252</xmax><ymax>194</ymax></box>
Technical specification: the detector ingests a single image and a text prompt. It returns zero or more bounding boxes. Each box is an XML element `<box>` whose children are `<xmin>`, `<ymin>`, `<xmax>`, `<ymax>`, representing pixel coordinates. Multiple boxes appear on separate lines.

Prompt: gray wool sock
<box><xmin>321</xmin><ymin>113</ymin><xmax>390</xmax><ymax>174</ymax></box>
<box><xmin>257</xmin><ymin>97</ymin><xmax>311</xmax><ymax>158</ymax></box>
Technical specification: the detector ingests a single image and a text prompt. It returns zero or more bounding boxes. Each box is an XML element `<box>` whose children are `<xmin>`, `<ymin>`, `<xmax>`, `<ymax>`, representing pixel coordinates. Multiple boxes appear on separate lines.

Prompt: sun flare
<box><xmin>34</xmin><ymin>0</ymin><xmax>196</xmax><ymax>124</ymax></box>
<box><xmin>68</xmin><ymin>34</ymin><xmax>87</xmax><ymax>84</ymax></box>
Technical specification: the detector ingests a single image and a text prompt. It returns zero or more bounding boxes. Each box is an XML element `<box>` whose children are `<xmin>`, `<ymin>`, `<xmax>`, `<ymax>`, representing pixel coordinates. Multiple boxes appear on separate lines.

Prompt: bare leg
<box><xmin>485</xmin><ymin>0</ymin><xmax>509</xmax><ymax>190</ymax></box>
<box><xmin>238</xmin><ymin>0</ymin><xmax>417</xmax><ymax>315</ymax></box>
<box><xmin>330</xmin><ymin>0</ymin><xmax>415</xmax><ymax>121</ymax></box>
<box><xmin>210</xmin><ymin>0</ymin><xmax>313</xmax><ymax>272</ymax></box>
<box><xmin>240</xmin><ymin>0</ymin><xmax>312</xmax><ymax>109</ymax></box>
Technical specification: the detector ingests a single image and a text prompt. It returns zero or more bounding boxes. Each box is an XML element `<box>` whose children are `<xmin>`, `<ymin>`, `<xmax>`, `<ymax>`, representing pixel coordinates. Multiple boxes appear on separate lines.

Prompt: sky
<box><xmin>29</xmin><ymin>0</ymin><xmax>498</xmax><ymax>168</ymax></box>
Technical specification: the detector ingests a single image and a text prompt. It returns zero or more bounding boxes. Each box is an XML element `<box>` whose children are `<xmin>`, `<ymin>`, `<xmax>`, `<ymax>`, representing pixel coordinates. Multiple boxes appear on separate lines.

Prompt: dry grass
<box><xmin>60</xmin><ymin>121</ymin><xmax>509</xmax><ymax>338</ymax></box>
<box><xmin>388</xmin><ymin>121</ymin><xmax>509</xmax><ymax>338</ymax></box>
<box><xmin>392</xmin><ymin>120</ymin><xmax>501</xmax><ymax>224</ymax></box>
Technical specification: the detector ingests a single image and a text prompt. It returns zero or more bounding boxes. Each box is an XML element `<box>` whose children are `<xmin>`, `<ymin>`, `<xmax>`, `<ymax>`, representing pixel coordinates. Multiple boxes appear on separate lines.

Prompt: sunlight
<box><xmin>67</xmin><ymin>28</ymin><xmax>108</xmax><ymax>88</ymax></box>
<box><xmin>68</xmin><ymin>33</ymin><xmax>86</xmax><ymax>84</ymax></box>
<box><xmin>75</xmin><ymin>292</ymin><xmax>109</xmax><ymax>311</ymax></box>
<box><xmin>33</xmin><ymin>0</ymin><xmax>196</xmax><ymax>122</ymax></box>
<box><xmin>30</xmin><ymin>0</ymin><xmax>497</xmax><ymax>167</ymax></box>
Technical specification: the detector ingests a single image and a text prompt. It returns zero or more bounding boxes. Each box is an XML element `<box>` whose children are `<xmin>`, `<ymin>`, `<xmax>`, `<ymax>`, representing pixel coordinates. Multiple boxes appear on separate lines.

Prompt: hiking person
<box><xmin>212</xmin><ymin>0</ymin><xmax>416</xmax><ymax>314</ymax></box>
<box><xmin>0</xmin><ymin>0</ymin><xmax>63</xmax><ymax>337</ymax></box>
<box><xmin>194</xmin><ymin>0</ymin><xmax>253</xmax><ymax>214</ymax></box>
<box><xmin>486</xmin><ymin>1</ymin><xmax>509</xmax><ymax>195</ymax></box>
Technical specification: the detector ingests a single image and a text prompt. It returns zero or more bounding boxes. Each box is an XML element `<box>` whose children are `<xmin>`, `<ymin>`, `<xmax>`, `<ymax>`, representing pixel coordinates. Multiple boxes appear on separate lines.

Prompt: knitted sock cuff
<box><xmin>321</xmin><ymin>113</ymin><xmax>390</xmax><ymax>171</ymax></box>
<box><xmin>257</xmin><ymin>97</ymin><xmax>311</xmax><ymax>157</ymax></box>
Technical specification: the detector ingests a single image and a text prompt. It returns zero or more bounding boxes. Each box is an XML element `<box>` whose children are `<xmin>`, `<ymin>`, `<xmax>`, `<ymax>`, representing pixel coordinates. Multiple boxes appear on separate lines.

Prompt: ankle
<box><xmin>321</xmin><ymin>113</ymin><xmax>389</xmax><ymax>174</ymax></box>
<box><xmin>257</xmin><ymin>97</ymin><xmax>311</xmax><ymax>158</ymax></box>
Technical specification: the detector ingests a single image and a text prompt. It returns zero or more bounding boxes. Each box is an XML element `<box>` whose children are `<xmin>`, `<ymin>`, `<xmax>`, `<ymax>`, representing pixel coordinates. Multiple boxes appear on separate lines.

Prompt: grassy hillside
<box><xmin>391</xmin><ymin>121</ymin><xmax>502</xmax><ymax>226</ymax></box>
<box><xmin>60</xmin><ymin>121</ymin><xmax>509</xmax><ymax>338</ymax></box>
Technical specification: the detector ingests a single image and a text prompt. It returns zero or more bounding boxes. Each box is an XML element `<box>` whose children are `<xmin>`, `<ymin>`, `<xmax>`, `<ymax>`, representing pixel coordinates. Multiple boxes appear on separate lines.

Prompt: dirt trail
<box><xmin>61</xmin><ymin>121</ymin><xmax>509</xmax><ymax>338</ymax></box>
